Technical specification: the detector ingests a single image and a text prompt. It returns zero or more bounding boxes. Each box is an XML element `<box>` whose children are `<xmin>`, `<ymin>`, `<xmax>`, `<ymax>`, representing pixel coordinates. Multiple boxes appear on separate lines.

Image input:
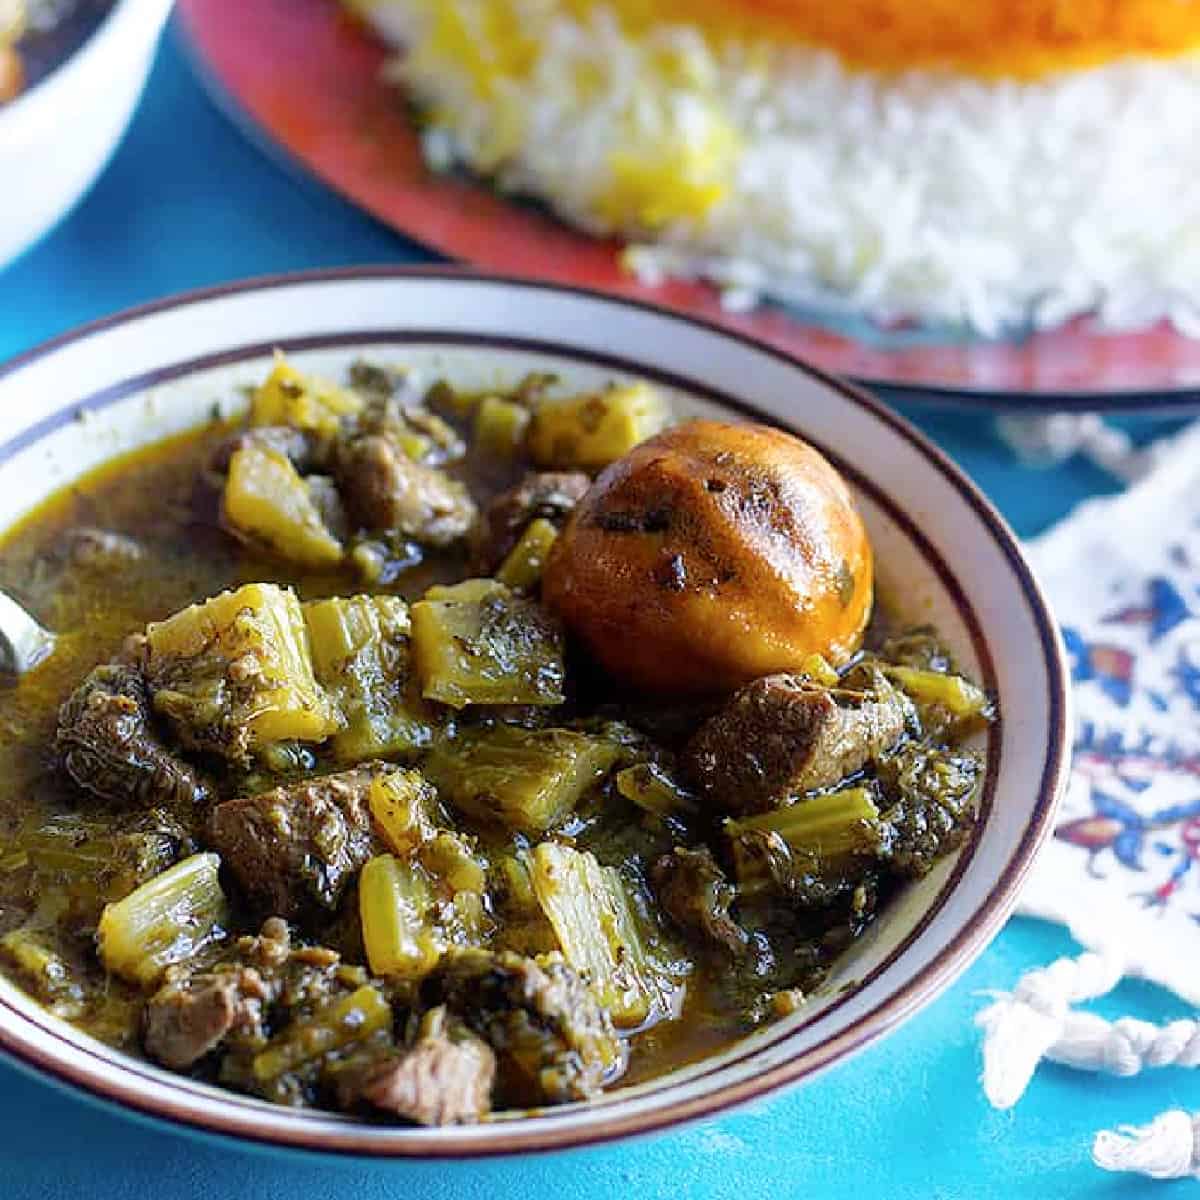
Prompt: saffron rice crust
<box><xmin>355</xmin><ymin>1</ymin><xmax>1200</xmax><ymax>337</ymax></box>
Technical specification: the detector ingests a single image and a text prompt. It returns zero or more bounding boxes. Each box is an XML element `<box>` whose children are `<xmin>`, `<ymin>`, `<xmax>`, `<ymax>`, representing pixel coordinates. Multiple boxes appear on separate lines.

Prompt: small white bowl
<box><xmin>0</xmin><ymin>269</ymin><xmax>1070</xmax><ymax>1155</ymax></box>
<box><xmin>0</xmin><ymin>0</ymin><xmax>172</xmax><ymax>269</ymax></box>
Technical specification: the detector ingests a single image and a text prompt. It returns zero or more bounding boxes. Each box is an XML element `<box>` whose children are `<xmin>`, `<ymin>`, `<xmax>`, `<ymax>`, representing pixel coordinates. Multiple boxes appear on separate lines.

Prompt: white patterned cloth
<box><xmin>978</xmin><ymin>422</ymin><xmax>1200</xmax><ymax>1179</ymax></box>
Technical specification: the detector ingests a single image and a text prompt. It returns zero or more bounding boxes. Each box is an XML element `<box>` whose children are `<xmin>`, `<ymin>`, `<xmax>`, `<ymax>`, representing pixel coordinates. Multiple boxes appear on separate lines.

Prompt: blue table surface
<box><xmin>1</xmin><ymin>22</ymin><xmax>1195</xmax><ymax>1199</ymax></box>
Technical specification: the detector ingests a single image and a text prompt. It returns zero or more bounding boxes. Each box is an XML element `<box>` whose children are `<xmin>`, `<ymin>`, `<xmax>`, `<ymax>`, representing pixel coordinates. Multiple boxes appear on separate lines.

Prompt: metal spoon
<box><xmin>0</xmin><ymin>590</ymin><xmax>57</xmax><ymax>675</ymax></box>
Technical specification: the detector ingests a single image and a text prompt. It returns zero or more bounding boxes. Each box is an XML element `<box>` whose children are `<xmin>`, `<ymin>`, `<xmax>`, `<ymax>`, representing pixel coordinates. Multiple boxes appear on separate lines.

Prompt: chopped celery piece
<box><xmin>305</xmin><ymin>592</ymin><xmax>410</xmax><ymax>660</ymax></box>
<box><xmin>490</xmin><ymin>855</ymin><xmax>559</xmax><ymax>957</ymax></box>
<box><xmin>249</xmin><ymin>354</ymin><xmax>363</xmax><ymax>438</ymax></box>
<box><xmin>359</xmin><ymin>848</ymin><xmax>490</xmax><ymax>978</ymax></box>
<box><xmin>359</xmin><ymin>854</ymin><xmax>443</xmax><ymax>978</ymax></box>
<box><xmin>146</xmin><ymin>583</ymin><xmax>340</xmax><ymax>757</ymax></box>
<box><xmin>882</xmin><ymin>665</ymin><xmax>990</xmax><ymax>720</ymax></box>
<box><xmin>424</xmin><ymin>725</ymin><xmax>620</xmax><ymax>834</ymax></box>
<box><xmin>411</xmin><ymin>581</ymin><xmax>565</xmax><ymax>709</ymax></box>
<box><xmin>97</xmin><ymin>853</ymin><xmax>229</xmax><ymax>988</ymax></box>
<box><xmin>800</xmin><ymin>653</ymin><xmax>840</xmax><ymax>687</ymax></box>
<box><xmin>615</xmin><ymin>763</ymin><xmax>697</xmax><ymax>816</ymax></box>
<box><xmin>725</xmin><ymin>787</ymin><xmax>883</xmax><ymax>900</ymax></box>
<box><xmin>418</xmin><ymin>832</ymin><xmax>488</xmax><ymax>895</ymax></box>
<box><xmin>493</xmin><ymin>855</ymin><xmax>540</xmax><ymax>915</ymax></box>
<box><xmin>252</xmin><ymin>984</ymin><xmax>391</xmax><ymax>1082</ymax></box>
<box><xmin>223</xmin><ymin>445</ymin><xmax>343</xmax><ymax>568</ymax></box>
<box><xmin>473</xmin><ymin>395</ymin><xmax>531</xmax><ymax>459</ymax></box>
<box><xmin>422</xmin><ymin>578</ymin><xmax>505</xmax><ymax>604</ymax></box>
<box><xmin>304</xmin><ymin>594</ymin><xmax>436</xmax><ymax>761</ymax></box>
<box><xmin>367</xmin><ymin>769</ymin><xmax>441</xmax><ymax>857</ymax></box>
<box><xmin>496</xmin><ymin>518</ymin><xmax>558</xmax><ymax>592</ymax></box>
<box><xmin>727</xmin><ymin>787</ymin><xmax>881</xmax><ymax>857</ymax></box>
<box><xmin>525</xmin><ymin>843</ymin><xmax>683</xmax><ymax>1027</ymax></box>
<box><xmin>444</xmin><ymin>890</ymin><xmax>490</xmax><ymax>948</ymax></box>
<box><xmin>527</xmin><ymin>382</ymin><xmax>670</xmax><ymax>471</ymax></box>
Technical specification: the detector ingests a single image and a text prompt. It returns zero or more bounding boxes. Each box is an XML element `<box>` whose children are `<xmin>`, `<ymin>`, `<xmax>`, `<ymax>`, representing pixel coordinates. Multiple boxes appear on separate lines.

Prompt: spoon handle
<box><xmin>0</xmin><ymin>591</ymin><xmax>57</xmax><ymax>675</ymax></box>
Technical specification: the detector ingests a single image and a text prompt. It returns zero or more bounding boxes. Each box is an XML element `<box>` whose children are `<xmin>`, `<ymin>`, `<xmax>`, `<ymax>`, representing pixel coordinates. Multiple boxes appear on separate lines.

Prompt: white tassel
<box><xmin>994</xmin><ymin>413</ymin><xmax>1172</xmax><ymax>483</ymax></box>
<box><xmin>976</xmin><ymin>949</ymin><xmax>1125</xmax><ymax>1109</ymax></box>
<box><xmin>978</xmin><ymin>954</ymin><xmax>1200</xmax><ymax>1183</ymax></box>
<box><xmin>1048</xmin><ymin>1013</ymin><xmax>1200</xmax><ymax>1076</ymax></box>
<box><xmin>1093</xmin><ymin>1111</ymin><xmax>1200</xmax><ymax>1180</ymax></box>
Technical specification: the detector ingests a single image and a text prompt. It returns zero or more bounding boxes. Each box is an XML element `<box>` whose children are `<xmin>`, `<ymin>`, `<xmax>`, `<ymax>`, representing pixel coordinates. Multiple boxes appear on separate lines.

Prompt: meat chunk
<box><xmin>56</xmin><ymin>664</ymin><xmax>212</xmax><ymax>813</ymax></box>
<box><xmin>60</xmin><ymin>527</ymin><xmax>144</xmax><ymax>572</ymax></box>
<box><xmin>684</xmin><ymin>673</ymin><xmax>910</xmax><ymax>814</ymax></box>
<box><xmin>424</xmin><ymin>949</ymin><xmax>624</xmax><ymax>1106</ymax></box>
<box><xmin>474</xmin><ymin>471</ymin><xmax>591</xmax><ymax>574</ymax></box>
<box><xmin>353</xmin><ymin>388</ymin><xmax>466</xmax><ymax>467</ymax></box>
<box><xmin>651</xmin><ymin>847</ymin><xmax>747</xmax><ymax>957</ymax></box>
<box><xmin>144</xmin><ymin>965</ymin><xmax>270</xmax><ymax>1069</ymax></box>
<box><xmin>335</xmin><ymin>435</ymin><xmax>476</xmax><ymax>545</ymax></box>
<box><xmin>207</xmin><ymin>767</ymin><xmax>379</xmax><ymax>918</ymax></box>
<box><xmin>143</xmin><ymin>917</ymin><xmax>292</xmax><ymax>1068</ymax></box>
<box><xmin>141</xmin><ymin>916</ymin><xmax>372</xmax><ymax>1081</ymax></box>
<box><xmin>353</xmin><ymin>1008</ymin><xmax>495</xmax><ymax>1126</ymax></box>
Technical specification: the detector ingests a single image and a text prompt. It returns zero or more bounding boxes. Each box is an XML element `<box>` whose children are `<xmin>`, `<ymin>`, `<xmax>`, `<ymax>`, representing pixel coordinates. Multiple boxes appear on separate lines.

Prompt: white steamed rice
<box><xmin>362</xmin><ymin>2</ymin><xmax>1200</xmax><ymax>338</ymax></box>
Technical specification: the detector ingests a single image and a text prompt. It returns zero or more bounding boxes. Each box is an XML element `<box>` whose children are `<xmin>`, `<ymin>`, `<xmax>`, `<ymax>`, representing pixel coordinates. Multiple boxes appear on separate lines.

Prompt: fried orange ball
<box><xmin>583</xmin><ymin>0</ymin><xmax>1200</xmax><ymax>77</ymax></box>
<box><xmin>542</xmin><ymin>419</ymin><xmax>873</xmax><ymax>695</ymax></box>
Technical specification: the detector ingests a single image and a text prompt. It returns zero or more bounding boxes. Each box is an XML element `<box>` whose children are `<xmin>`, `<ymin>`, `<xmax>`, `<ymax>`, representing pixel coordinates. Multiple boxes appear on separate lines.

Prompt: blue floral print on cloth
<box><xmin>1022</xmin><ymin>423</ymin><xmax>1200</xmax><ymax>980</ymax></box>
<box><xmin>978</xmin><ymin>423</ymin><xmax>1200</xmax><ymax>1181</ymax></box>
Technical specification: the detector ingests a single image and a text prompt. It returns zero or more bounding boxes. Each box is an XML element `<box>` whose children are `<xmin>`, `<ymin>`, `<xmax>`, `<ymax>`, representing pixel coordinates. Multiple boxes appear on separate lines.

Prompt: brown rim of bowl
<box><xmin>0</xmin><ymin>268</ymin><xmax>1071</xmax><ymax>1157</ymax></box>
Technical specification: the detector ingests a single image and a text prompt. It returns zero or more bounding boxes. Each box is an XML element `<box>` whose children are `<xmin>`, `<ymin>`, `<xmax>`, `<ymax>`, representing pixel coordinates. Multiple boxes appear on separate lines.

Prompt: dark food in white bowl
<box><xmin>0</xmin><ymin>354</ymin><xmax>992</xmax><ymax>1126</ymax></box>
<box><xmin>0</xmin><ymin>271</ymin><xmax>1067</xmax><ymax>1156</ymax></box>
<box><xmin>0</xmin><ymin>0</ymin><xmax>113</xmax><ymax>103</ymax></box>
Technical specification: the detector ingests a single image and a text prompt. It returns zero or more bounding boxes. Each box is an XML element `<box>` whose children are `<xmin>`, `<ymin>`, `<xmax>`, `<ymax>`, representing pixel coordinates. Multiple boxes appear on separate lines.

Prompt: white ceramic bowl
<box><xmin>0</xmin><ymin>270</ymin><xmax>1070</xmax><ymax>1155</ymax></box>
<box><xmin>0</xmin><ymin>0</ymin><xmax>172</xmax><ymax>269</ymax></box>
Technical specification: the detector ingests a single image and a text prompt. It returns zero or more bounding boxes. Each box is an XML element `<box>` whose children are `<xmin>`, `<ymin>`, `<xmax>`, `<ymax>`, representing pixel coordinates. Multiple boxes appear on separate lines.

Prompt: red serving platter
<box><xmin>177</xmin><ymin>0</ymin><xmax>1200</xmax><ymax>407</ymax></box>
